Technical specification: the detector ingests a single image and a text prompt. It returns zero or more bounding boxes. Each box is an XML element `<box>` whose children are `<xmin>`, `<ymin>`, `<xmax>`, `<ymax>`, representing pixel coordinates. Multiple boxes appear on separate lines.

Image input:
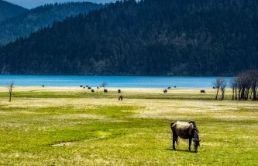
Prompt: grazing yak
<box><xmin>200</xmin><ymin>90</ymin><xmax>206</xmax><ymax>93</ymax></box>
<box><xmin>171</xmin><ymin>121</ymin><xmax>200</xmax><ymax>152</ymax></box>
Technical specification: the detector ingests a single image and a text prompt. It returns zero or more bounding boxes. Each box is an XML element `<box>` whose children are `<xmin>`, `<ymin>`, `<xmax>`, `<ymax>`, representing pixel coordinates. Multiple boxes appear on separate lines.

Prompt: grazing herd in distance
<box><xmin>78</xmin><ymin>84</ymin><xmax>123</xmax><ymax>101</ymax></box>
<box><xmin>5</xmin><ymin>69</ymin><xmax>258</xmax><ymax>103</ymax></box>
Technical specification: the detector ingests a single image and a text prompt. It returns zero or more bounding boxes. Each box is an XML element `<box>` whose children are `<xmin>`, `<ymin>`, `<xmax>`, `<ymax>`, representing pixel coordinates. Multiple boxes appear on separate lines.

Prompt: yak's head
<box><xmin>193</xmin><ymin>129</ymin><xmax>200</xmax><ymax>152</ymax></box>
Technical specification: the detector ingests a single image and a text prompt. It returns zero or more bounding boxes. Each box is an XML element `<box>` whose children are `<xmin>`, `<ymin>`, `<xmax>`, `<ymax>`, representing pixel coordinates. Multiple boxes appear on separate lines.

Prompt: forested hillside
<box><xmin>0</xmin><ymin>2</ymin><xmax>102</xmax><ymax>45</ymax></box>
<box><xmin>0</xmin><ymin>0</ymin><xmax>258</xmax><ymax>75</ymax></box>
<box><xmin>0</xmin><ymin>0</ymin><xmax>27</xmax><ymax>22</ymax></box>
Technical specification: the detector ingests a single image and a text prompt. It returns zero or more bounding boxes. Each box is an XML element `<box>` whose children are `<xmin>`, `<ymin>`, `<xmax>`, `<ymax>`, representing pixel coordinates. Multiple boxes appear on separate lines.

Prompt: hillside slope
<box><xmin>0</xmin><ymin>0</ymin><xmax>258</xmax><ymax>75</ymax></box>
<box><xmin>0</xmin><ymin>2</ymin><xmax>102</xmax><ymax>45</ymax></box>
<box><xmin>0</xmin><ymin>0</ymin><xmax>27</xmax><ymax>22</ymax></box>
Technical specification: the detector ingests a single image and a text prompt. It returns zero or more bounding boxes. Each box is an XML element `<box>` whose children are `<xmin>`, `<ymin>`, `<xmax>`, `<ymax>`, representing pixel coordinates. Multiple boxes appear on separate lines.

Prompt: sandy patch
<box><xmin>51</xmin><ymin>142</ymin><xmax>72</xmax><ymax>147</ymax></box>
<box><xmin>51</xmin><ymin>136</ymin><xmax>107</xmax><ymax>147</ymax></box>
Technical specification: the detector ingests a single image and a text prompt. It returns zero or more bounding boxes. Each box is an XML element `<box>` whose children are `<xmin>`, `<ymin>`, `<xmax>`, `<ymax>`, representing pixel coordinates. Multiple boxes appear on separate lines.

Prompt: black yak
<box><xmin>200</xmin><ymin>90</ymin><xmax>206</xmax><ymax>93</ymax></box>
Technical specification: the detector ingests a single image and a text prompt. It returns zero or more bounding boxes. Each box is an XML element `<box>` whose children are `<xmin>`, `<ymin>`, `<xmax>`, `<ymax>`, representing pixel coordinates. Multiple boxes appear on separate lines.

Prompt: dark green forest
<box><xmin>0</xmin><ymin>2</ymin><xmax>102</xmax><ymax>45</ymax></box>
<box><xmin>0</xmin><ymin>0</ymin><xmax>27</xmax><ymax>22</ymax></box>
<box><xmin>0</xmin><ymin>0</ymin><xmax>258</xmax><ymax>76</ymax></box>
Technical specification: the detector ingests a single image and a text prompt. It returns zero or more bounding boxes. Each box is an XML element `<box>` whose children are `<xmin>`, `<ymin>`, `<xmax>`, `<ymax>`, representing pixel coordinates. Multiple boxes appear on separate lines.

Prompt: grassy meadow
<box><xmin>0</xmin><ymin>87</ymin><xmax>258</xmax><ymax>165</ymax></box>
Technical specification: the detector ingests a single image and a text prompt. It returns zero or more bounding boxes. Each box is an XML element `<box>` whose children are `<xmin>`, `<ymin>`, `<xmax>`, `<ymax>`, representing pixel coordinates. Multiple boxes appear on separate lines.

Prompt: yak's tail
<box><xmin>170</xmin><ymin>122</ymin><xmax>174</xmax><ymax>129</ymax></box>
<box><xmin>171</xmin><ymin>122</ymin><xmax>175</xmax><ymax>132</ymax></box>
<box><xmin>171</xmin><ymin>122</ymin><xmax>179</xmax><ymax>145</ymax></box>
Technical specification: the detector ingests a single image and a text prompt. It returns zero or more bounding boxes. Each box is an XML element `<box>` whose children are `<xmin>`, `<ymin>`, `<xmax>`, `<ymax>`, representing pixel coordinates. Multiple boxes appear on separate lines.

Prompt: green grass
<box><xmin>0</xmin><ymin>89</ymin><xmax>258</xmax><ymax>165</ymax></box>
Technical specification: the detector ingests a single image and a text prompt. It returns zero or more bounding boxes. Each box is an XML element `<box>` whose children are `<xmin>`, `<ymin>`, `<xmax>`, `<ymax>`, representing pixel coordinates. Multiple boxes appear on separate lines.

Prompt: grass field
<box><xmin>0</xmin><ymin>87</ymin><xmax>258</xmax><ymax>165</ymax></box>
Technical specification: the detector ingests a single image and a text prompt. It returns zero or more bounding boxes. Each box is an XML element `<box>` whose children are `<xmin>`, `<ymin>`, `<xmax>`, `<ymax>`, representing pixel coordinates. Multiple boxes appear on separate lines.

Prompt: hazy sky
<box><xmin>5</xmin><ymin>0</ymin><xmax>116</xmax><ymax>9</ymax></box>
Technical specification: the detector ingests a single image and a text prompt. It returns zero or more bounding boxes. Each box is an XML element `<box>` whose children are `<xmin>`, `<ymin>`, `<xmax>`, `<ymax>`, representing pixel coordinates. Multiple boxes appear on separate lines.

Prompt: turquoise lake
<box><xmin>0</xmin><ymin>75</ymin><xmax>232</xmax><ymax>88</ymax></box>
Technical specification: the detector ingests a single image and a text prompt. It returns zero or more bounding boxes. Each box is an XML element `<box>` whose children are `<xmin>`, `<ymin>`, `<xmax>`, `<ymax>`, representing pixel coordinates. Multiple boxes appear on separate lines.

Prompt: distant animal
<box><xmin>104</xmin><ymin>89</ymin><xmax>108</xmax><ymax>93</ymax></box>
<box><xmin>88</xmin><ymin>87</ymin><xmax>92</xmax><ymax>90</ymax></box>
<box><xmin>168</xmin><ymin>87</ymin><xmax>171</xmax><ymax>89</ymax></box>
<box><xmin>200</xmin><ymin>90</ymin><xmax>206</xmax><ymax>93</ymax></box>
<box><xmin>163</xmin><ymin>89</ymin><xmax>168</xmax><ymax>94</ymax></box>
<box><xmin>91</xmin><ymin>89</ymin><xmax>95</xmax><ymax>93</ymax></box>
<box><xmin>212</xmin><ymin>86</ymin><xmax>216</xmax><ymax>89</ymax></box>
<box><xmin>80</xmin><ymin>85</ymin><xmax>83</xmax><ymax>88</ymax></box>
<box><xmin>118</xmin><ymin>89</ymin><xmax>121</xmax><ymax>93</ymax></box>
<box><xmin>171</xmin><ymin>121</ymin><xmax>200</xmax><ymax>152</ymax></box>
<box><xmin>118</xmin><ymin>95</ymin><xmax>123</xmax><ymax>101</ymax></box>
<box><xmin>83</xmin><ymin>86</ymin><xmax>86</xmax><ymax>89</ymax></box>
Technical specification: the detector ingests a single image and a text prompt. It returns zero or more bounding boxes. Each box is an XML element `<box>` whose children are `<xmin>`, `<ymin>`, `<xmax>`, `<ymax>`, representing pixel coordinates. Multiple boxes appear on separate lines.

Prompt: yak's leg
<box><xmin>172</xmin><ymin>132</ymin><xmax>177</xmax><ymax>150</ymax></box>
<box><xmin>189</xmin><ymin>138</ymin><xmax>192</xmax><ymax>151</ymax></box>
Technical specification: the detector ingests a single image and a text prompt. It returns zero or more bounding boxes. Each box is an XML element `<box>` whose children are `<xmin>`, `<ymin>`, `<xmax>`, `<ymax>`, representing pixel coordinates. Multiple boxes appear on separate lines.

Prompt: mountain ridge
<box><xmin>0</xmin><ymin>0</ymin><xmax>257</xmax><ymax>76</ymax></box>
<box><xmin>0</xmin><ymin>2</ymin><xmax>102</xmax><ymax>45</ymax></box>
<box><xmin>0</xmin><ymin>0</ymin><xmax>27</xmax><ymax>22</ymax></box>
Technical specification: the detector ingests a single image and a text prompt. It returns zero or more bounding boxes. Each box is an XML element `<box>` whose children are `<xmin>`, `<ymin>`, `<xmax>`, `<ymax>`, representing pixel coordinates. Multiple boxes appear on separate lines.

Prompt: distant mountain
<box><xmin>0</xmin><ymin>2</ymin><xmax>102</xmax><ymax>45</ymax></box>
<box><xmin>0</xmin><ymin>0</ymin><xmax>258</xmax><ymax>76</ymax></box>
<box><xmin>0</xmin><ymin>0</ymin><xmax>27</xmax><ymax>22</ymax></box>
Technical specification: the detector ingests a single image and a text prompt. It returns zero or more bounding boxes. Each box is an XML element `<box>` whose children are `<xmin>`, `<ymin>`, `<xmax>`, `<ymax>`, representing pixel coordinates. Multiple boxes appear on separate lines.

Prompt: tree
<box><xmin>214</xmin><ymin>78</ymin><xmax>227</xmax><ymax>100</ymax></box>
<box><xmin>8</xmin><ymin>82</ymin><xmax>14</xmax><ymax>102</ymax></box>
<box><xmin>220</xmin><ymin>79</ymin><xmax>227</xmax><ymax>100</ymax></box>
<box><xmin>248</xmin><ymin>70</ymin><xmax>258</xmax><ymax>100</ymax></box>
<box><xmin>233</xmin><ymin>70</ymin><xmax>258</xmax><ymax>100</ymax></box>
<box><xmin>230</xmin><ymin>78</ymin><xmax>238</xmax><ymax>100</ymax></box>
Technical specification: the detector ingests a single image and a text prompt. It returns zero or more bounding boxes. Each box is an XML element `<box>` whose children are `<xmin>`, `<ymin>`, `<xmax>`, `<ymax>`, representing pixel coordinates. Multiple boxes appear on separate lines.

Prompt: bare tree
<box><xmin>8</xmin><ymin>82</ymin><xmax>14</xmax><ymax>102</ymax></box>
<box><xmin>220</xmin><ymin>79</ymin><xmax>227</xmax><ymax>100</ymax></box>
<box><xmin>213</xmin><ymin>78</ymin><xmax>227</xmax><ymax>100</ymax></box>
<box><xmin>232</xmin><ymin>70</ymin><xmax>258</xmax><ymax>101</ymax></box>
<box><xmin>214</xmin><ymin>78</ymin><xmax>221</xmax><ymax>100</ymax></box>
<box><xmin>230</xmin><ymin>78</ymin><xmax>237</xmax><ymax>100</ymax></box>
<box><xmin>249</xmin><ymin>70</ymin><xmax>258</xmax><ymax>100</ymax></box>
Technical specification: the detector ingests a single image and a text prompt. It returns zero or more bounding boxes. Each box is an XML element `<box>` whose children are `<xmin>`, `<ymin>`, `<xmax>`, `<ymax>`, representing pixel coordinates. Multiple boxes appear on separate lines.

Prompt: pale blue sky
<box><xmin>5</xmin><ymin>0</ymin><xmax>116</xmax><ymax>9</ymax></box>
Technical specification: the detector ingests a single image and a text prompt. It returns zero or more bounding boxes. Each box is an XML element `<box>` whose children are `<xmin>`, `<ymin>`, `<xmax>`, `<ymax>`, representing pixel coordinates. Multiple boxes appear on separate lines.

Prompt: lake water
<box><xmin>0</xmin><ymin>75</ymin><xmax>232</xmax><ymax>88</ymax></box>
